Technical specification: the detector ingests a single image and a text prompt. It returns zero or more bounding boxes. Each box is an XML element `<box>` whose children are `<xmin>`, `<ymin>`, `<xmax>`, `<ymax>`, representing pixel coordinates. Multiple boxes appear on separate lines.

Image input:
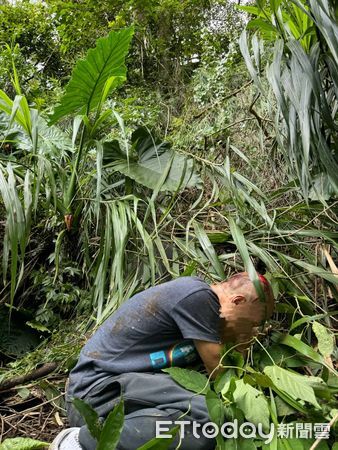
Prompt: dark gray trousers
<box><xmin>67</xmin><ymin>372</ymin><xmax>215</xmax><ymax>450</ymax></box>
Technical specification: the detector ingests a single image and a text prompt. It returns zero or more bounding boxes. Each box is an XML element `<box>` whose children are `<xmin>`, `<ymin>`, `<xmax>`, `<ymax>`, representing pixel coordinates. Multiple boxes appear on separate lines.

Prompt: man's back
<box><xmin>68</xmin><ymin>276</ymin><xmax>221</xmax><ymax>399</ymax></box>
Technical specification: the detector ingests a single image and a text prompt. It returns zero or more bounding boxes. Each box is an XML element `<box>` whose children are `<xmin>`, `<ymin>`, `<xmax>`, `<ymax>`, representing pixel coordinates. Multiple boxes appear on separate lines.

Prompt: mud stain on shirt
<box><xmin>111</xmin><ymin>317</ymin><xmax>126</xmax><ymax>334</ymax></box>
<box><xmin>145</xmin><ymin>294</ymin><xmax>161</xmax><ymax>316</ymax></box>
<box><xmin>85</xmin><ymin>351</ymin><xmax>102</xmax><ymax>359</ymax></box>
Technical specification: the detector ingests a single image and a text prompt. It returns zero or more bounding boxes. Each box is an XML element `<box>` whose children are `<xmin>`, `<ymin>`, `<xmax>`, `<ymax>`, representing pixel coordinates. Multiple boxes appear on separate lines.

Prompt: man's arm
<box><xmin>194</xmin><ymin>340</ymin><xmax>223</xmax><ymax>379</ymax></box>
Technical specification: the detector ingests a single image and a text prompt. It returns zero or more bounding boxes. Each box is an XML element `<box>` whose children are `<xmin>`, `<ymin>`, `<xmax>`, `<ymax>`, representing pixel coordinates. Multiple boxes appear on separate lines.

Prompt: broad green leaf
<box><xmin>219</xmin><ymin>436</ymin><xmax>256</xmax><ymax>450</ymax></box>
<box><xmin>264</xmin><ymin>366</ymin><xmax>320</xmax><ymax>408</ymax></box>
<box><xmin>274</xmin><ymin>396</ymin><xmax>296</xmax><ymax>416</ymax></box>
<box><xmin>275</xmin><ymin>333</ymin><xmax>324</xmax><ymax>364</ymax></box>
<box><xmin>136</xmin><ymin>427</ymin><xmax>179</xmax><ymax>450</ymax></box>
<box><xmin>301</xmin><ymin>376</ymin><xmax>331</xmax><ymax>400</ymax></box>
<box><xmin>256</xmin><ymin>372</ymin><xmax>306</xmax><ymax>415</ymax></box>
<box><xmin>214</xmin><ymin>368</ymin><xmax>237</xmax><ymax>395</ymax></box>
<box><xmin>162</xmin><ymin>367</ymin><xmax>209</xmax><ymax>394</ymax></box>
<box><xmin>247</xmin><ymin>18</ymin><xmax>278</xmax><ymax>34</ymax></box>
<box><xmin>206</xmin><ymin>389</ymin><xmax>224</xmax><ymax>425</ymax></box>
<box><xmin>0</xmin><ymin>438</ymin><xmax>48</xmax><ymax>450</ymax></box>
<box><xmin>104</xmin><ymin>127</ymin><xmax>201</xmax><ymax>191</ymax></box>
<box><xmin>102</xmin><ymin>139</ymin><xmax>126</xmax><ymax>164</ymax></box>
<box><xmin>233</xmin><ymin>379</ymin><xmax>270</xmax><ymax>431</ymax></box>
<box><xmin>206</xmin><ymin>389</ymin><xmax>226</xmax><ymax>450</ymax></box>
<box><xmin>312</xmin><ymin>321</ymin><xmax>334</xmax><ymax>357</ymax></box>
<box><xmin>97</xmin><ymin>400</ymin><xmax>124</xmax><ymax>450</ymax></box>
<box><xmin>73</xmin><ymin>398</ymin><xmax>102</xmax><ymax>440</ymax></box>
<box><xmin>244</xmin><ymin>371</ymin><xmax>274</xmax><ymax>390</ymax></box>
<box><xmin>49</xmin><ymin>27</ymin><xmax>134</xmax><ymax>124</ymax></box>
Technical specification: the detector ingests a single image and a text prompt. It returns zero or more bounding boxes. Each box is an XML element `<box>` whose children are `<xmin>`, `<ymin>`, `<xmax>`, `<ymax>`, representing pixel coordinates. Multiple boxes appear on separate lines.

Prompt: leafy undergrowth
<box><xmin>0</xmin><ymin>318</ymin><xmax>88</xmax><ymax>383</ymax></box>
<box><xmin>0</xmin><ymin>439</ymin><xmax>48</xmax><ymax>450</ymax></box>
<box><xmin>0</xmin><ymin>324</ymin><xmax>337</xmax><ymax>449</ymax></box>
<box><xmin>0</xmin><ymin>321</ymin><xmax>85</xmax><ymax>444</ymax></box>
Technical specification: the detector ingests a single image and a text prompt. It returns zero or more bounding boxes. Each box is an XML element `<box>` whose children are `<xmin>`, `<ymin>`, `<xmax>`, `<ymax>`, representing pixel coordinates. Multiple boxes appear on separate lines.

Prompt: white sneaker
<box><xmin>50</xmin><ymin>427</ymin><xmax>82</xmax><ymax>450</ymax></box>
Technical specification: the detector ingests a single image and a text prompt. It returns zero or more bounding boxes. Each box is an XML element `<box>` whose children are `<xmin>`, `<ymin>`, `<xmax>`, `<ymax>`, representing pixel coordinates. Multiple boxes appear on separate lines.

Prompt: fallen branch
<box><xmin>193</xmin><ymin>79</ymin><xmax>254</xmax><ymax>119</ymax></box>
<box><xmin>249</xmin><ymin>93</ymin><xmax>270</xmax><ymax>138</ymax></box>
<box><xmin>0</xmin><ymin>363</ymin><xmax>58</xmax><ymax>392</ymax></box>
<box><xmin>309</xmin><ymin>412</ymin><xmax>338</xmax><ymax>450</ymax></box>
<box><xmin>206</xmin><ymin>117</ymin><xmax>256</xmax><ymax>137</ymax></box>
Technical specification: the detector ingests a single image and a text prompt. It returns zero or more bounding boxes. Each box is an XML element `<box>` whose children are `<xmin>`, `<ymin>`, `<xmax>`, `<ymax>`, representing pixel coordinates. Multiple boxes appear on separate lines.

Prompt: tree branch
<box><xmin>0</xmin><ymin>362</ymin><xmax>58</xmax><ymax>392</ymax></box>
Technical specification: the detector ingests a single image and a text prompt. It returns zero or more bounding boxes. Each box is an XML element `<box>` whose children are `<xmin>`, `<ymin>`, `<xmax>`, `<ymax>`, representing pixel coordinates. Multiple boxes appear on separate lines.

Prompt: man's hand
<box><xmin>194</xmin><ymin>340</ymin><xmax>223</xmax><ymax>379</ymax></box>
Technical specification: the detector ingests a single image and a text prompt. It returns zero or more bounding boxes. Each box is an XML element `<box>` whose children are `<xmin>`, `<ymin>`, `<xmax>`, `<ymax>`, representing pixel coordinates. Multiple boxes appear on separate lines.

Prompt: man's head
<box><xmin>211</xmin><ymin>272</ymin><xmax>274</xmax><ymax>346</ymax></box>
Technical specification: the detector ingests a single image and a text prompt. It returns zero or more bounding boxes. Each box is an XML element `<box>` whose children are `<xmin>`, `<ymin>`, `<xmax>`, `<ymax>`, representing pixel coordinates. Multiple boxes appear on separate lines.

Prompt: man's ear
<box><xmin>231</xmin><ymin>295</ymin><xmax>246</xmax><ymax>305</ymax></box>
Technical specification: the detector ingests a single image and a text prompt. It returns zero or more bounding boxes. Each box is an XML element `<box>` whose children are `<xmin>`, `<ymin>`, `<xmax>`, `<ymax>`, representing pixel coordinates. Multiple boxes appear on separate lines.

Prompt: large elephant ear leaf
<box><xmin>131</xmin><ymin>126</ymin><xmax>169</xmax><ymax>159</ymax></box>
<box><xmin>104</xmin><ymin>127</ymin><xmax>202</xmax><ymax>192</ymax></box>
<box><xmin>49</xmin><ymin>27</ymin><xmax>134</xmax><ymax>124</ymax></box>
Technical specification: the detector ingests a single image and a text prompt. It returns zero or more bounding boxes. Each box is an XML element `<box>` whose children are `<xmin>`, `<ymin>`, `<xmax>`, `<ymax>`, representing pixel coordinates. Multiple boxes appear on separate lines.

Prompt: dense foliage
<box><xmin>0</xmin><ymin>0</ymin><xmax>337</xmax><ymax>448</ymax></box>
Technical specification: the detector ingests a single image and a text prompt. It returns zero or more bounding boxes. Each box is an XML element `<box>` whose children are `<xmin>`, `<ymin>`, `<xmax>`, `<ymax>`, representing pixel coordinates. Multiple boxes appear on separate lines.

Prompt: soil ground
<box><xmin>0</xmin><ymin>374</ymin><xmax>67</xmax><ymax>444</ymax></box>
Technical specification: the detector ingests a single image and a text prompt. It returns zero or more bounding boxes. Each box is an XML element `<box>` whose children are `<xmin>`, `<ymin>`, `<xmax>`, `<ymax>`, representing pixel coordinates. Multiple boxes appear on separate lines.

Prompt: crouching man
<box><xmin>51</xmin><ymin>272</ymin><xmax>274</xmax><ymax>450</ymax></box>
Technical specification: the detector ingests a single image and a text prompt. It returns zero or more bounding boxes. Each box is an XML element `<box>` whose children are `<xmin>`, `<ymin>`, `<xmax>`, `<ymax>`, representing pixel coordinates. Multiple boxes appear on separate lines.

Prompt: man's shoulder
<box><xmin>151</xmin><ymin>276</ymin><xmax>212</xmax><ymax>302</ymax></box>
<box><xmin>106</xmin><ymin>276</ymin><xmax>212</xmax><ymax>319</ymax></box>
<box><xmin>120</xmin><ymin>276</ymin><xmax>211</xmax><ymax>313</ymax></box>
<box><xmin>162</xmin><ymin>276</ymin><xmax>210</xmax><ymax>290</ymax></box>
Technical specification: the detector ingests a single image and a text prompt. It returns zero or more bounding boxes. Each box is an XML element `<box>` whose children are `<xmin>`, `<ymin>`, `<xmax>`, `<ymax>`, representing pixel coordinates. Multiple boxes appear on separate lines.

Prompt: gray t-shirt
<box><xmin>68</xmin><ymin>276</ymin><xmax>221</xmax><ymax>399</ymax></box>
